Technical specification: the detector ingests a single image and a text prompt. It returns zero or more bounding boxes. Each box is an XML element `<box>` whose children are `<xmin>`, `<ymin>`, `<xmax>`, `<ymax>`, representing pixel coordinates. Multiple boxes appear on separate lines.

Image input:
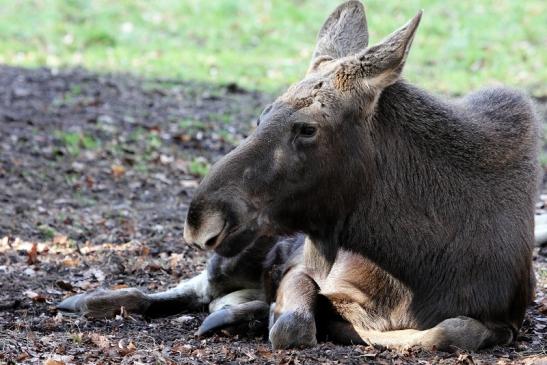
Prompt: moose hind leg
<box><xmin>349</xmin><ymin>316</ymin><xmax>513</xmax><ymax>351</ymax></box>
<box><xmin>57</xmin><ymin>288</ymin><xmax>152</xmax><ymax>318</ymax></box>
<box><xmin>417</xmin><ymin>317</ymin><xmax>514</xmax><ymax>351</ymax></box>
<box><xmin>58</xmin><ymin>270</ymin><xmax>213</xmax><ymax>318</ymax></box>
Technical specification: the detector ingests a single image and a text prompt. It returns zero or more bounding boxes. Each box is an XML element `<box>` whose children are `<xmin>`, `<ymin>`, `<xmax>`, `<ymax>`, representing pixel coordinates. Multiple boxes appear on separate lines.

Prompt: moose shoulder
<box><xmin>58</xmin><ymin>0</ymin><xmax>540</xmax><ymax>353</ymax></box>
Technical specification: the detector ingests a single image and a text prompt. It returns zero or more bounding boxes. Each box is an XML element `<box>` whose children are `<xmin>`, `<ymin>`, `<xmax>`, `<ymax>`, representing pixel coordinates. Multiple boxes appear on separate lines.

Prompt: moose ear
<box><xmin>309</xmin><ymin>1</ymin><xmax>369</xmax><ymax>72</ymax></box>
<box><xmin>334</xmin><ymin>11</ymin><xmax>422</xmax><ymax>91</ymax></box>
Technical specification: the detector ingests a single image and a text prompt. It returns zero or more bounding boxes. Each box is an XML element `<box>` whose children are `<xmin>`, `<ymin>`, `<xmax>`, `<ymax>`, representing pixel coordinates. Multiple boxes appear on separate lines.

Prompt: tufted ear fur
<box><xmin>333</xmin><ymin>10</ymin><xmax>422</xmax><ymax>92</ymax></box>
<box><xmin>308</xmin><ymin>1</ymin><xmax>369</xmax><ymax>74</ymax></box>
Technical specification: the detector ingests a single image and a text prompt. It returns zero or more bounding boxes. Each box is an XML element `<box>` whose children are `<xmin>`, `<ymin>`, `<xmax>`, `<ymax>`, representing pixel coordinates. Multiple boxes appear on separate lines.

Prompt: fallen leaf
<box><xmin>171</xmin><ymin>342</ymin><xmax>192</xmax><ymax>354</ymax></box>
<box><xmin>27</xmin><ymin>242</ymin><xmax>39</xmax><ymax>264</ymax></box>
<box><xmin>83</xmin><ymin>268</ymin><xmax>105</xmax><ymax>282</ymax></box>
<box><xmin>62</xmin><ymin>257</ymin><xmax>80</xmax><ymax>267</ymax></box>
<box><xmin>147</xmin><ymin>262</ymin><xmax>162</xmax><ymax>271</ymax></box>
<box><xmin>85</xmin><ymin>175</ymin><xmax>94</xmax><ymax>189</ymax></box>
<box><xmin>90</xmin><ymin>333</ymin><xmax>110</xmax><ymax>349</ymax></box>
<box><xmin>173</xmin><ymin>315</ymin><xmax>194</xmax><ymax>323</ymax></box>
<box><xmin>24</xmin><ymin>290</ymin><xmax>48</xmax><ymax>302</ymax></box>
<box><xmin>53</xmin><ymin>312</ymin><xmax>64</xmax><ymax>325</ymax></box>
<box><xmin>177</xmin><ymin>133</ymin><xmax>192</xmax><ymax>143</ymax></box>
<box><xmin>111</xmin><ymin>164</ymin><xmax>126</xmax><ymax>178</ymax></box>
<box><xmin>456</xmin><ymin>353</ymin><xmax>475</xmax><ymax>365</ymax></box>
<box><xmin>52</xmin><ymin>234</ymin><xmax>68</xmax><ymax>245</ymax></box>
<box><xmin>16</xmin><ymin>352</ymin><xmax>29</xmax><ymax>361</ymax></box>
<box><xmin>256</xmin><ymin>345</ymin><xmax>273</xmax><ymax>359</ymax></box>
<box><xmin>538</xmin><ymin>297</ymin><xmax>547</xmax><ymax>315</ymax></box>
<box><xmin>140</xmin><ymin>246</ymin><xmax>150</xmax><ymax>256</ymax></box>
<box><xmin>111</xmin><ymin>283</ymin><xmax>128</xmax><ymax>290</ymax></box>
<box><xmin>44</xmin><ymin>359</ymin><xmax>65</xmax><ymax>365</ymax></box>
<box><xmin>119</xmin><ymin>305</ymin><xmax>129</xmax><ymax>318</ymax></box>
<box><xmin>118</xmin><ymin>339</ymin><xmax>137</xmax><ymax>356</ymax></box>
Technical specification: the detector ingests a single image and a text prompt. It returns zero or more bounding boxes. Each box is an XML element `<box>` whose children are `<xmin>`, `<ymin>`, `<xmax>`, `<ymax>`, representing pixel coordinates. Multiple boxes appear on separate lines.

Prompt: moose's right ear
<box><xmin>333</xmin><ymin>11</ymin><xmax>422</xmax><ymax>93</ymax></box>
<box><xmin>309</xmin><ymin>1</ymin><xmax>369</xmax><ymax>73</ymax></box>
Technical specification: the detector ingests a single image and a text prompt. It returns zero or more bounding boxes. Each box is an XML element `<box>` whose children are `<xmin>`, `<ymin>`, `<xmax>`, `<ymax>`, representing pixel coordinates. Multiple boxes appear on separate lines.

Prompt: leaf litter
<box><xmin>0</xmin><ymin>66</ymin><xmax>546</xmax><ymax>364</ymax></box>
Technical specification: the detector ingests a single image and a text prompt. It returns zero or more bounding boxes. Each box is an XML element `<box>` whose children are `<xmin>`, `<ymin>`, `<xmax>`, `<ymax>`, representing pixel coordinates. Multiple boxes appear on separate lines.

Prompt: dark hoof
<box><xmin>197</xmin><ymin>300</ymin><xmax>269</xmax><ymax>337</ymax></box>
<box><xmin>269</xmin><ymin>311</ymin><xmax>317</xmax><ymax>349</ymax></box>
<box><xmin>197</xmin><ymin>308</ymin><xmax>234</xmax><ymax>336</ymax></box>
<box><xmin>57</xmin><ymin>293</ymin><xmax>91</xmax><ymax>312</ymax></box>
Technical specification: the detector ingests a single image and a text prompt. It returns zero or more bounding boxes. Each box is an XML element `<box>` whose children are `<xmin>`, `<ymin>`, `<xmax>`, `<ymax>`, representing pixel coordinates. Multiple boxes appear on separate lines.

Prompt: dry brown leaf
<box><xmin>119</xmin><ymin>306</ymin><xmax>129</xmax><ymax>318</ymax></box>
<box><xmin>171</xmin><ymin>342</ymin><xmax>192</xmax><ymax>354</ymax></box>
<box><xmin>147</xmin><ymin>262</ymin><xmax>162</xmax><ymax>271</ymax></box>
<box><xmin>24</xmin><ymin>290</ymin><xmax>48</xmax><ymax>302</ymax></box>
<box><xmin>16</xmin><ymin>352</ymin><xmax>29</xmax><ymax>361</ymax></box>
<box><xmin>538</xmin><ymin>297</ymin><xmax>547</xmax><ymax>315</ymax></box>
<box><xmin>140</xmin><ymin>245</ymin><xmax>150</xmax><ymax>256</ymax></box>
<box><xmin>85</xmin><ymin>175</ymin><xmax>94</xmax><ymax>189</ymax></box>
<box><xmin>27</xmin><ymin>242</ymin><xmax>39</xmax><ymax>265</ymax></box>
<box><xmin>90</xmin><ymin>333</ymin><xmax>110</xmax><ymax>349</ymax></box>
<box><xmin>177</xmin><ymin>134</ymin><xmax>192</xmax><ymax>143</ymax></box>
<box><xmin>118</xmin><ymin>339</ymin><xmax>137</xmax><ymax>356</ymax></box>
<box><xmin>62</xmin><ymin>257</ymin><xmax>80</xmax><ymax>267</ymax></box>
<box><xmin>456</xmin><ymin>353</ymin><xmax>475</xmax><ymax>365</ymax></box>
<box><xmin>111</xmin><ymin>164</ymin><xmax>126</xmax><ymax>178</ymax></box>
<box><xmin>44</xmin><ymin>359</ymin><xmax>65</xmax><ymax>365</ymax></box>
<box><xmin>256</xmin><ymin>345</ymin><xmax>273</xmax><ymax>359</ymax></box>
<box><xmin>111</xmin><ymin>283</ymin><xmax>129</xmax><ymax>290</ymax></box>
<box><xmin>52</xmin><ymin>234</ymin><xmax>68</xmax><ymax>245</ymax></box>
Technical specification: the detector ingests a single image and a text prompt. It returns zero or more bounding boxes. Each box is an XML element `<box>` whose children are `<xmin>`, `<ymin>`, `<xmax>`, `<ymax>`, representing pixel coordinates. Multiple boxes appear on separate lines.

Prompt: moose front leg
<box><xmin>268</xmin><ymin>267</ymin><xmax>320</xmax><ymax>349</ymax></box>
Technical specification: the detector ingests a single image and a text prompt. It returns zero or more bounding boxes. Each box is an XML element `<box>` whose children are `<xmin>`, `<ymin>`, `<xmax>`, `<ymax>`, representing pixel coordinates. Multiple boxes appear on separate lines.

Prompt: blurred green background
<box><xmin>0</xmin><ymin>0</ymin><xmax>545</xmax><ymax>95</ymax></box>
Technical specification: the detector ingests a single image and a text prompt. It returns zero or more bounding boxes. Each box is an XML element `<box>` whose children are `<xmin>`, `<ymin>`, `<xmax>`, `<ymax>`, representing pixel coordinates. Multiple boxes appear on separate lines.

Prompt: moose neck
<box><xmin>337</xmin><ymin>81</ymin><xmax>468</xmax><ymax>286</ymax></box>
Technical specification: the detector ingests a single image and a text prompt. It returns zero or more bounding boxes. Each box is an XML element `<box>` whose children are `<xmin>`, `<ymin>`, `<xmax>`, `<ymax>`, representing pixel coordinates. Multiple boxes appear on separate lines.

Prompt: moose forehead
<box><xmin>257</xmin><ymin>61</ymin><xmax>347</xmax><ymax>127</ymax></box>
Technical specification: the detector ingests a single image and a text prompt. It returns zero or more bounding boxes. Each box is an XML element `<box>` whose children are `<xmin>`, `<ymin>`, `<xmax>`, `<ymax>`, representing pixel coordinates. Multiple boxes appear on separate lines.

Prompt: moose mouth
<box><xmin>214</xmin><ymin>224</ymin><xmax>261</xmax><ymax>257</ymax></box>
<box><xmin>184</xmin><ymin>211</ymin><xmax>262</xmax><ymax>257</ymax></box>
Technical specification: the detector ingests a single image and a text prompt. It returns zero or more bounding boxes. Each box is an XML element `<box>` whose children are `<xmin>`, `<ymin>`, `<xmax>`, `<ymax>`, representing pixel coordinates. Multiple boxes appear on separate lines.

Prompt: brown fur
<box><xmin>58</xmin><ymin>1</ymin><xmax>539</xmax><ymax>352</ymax></box>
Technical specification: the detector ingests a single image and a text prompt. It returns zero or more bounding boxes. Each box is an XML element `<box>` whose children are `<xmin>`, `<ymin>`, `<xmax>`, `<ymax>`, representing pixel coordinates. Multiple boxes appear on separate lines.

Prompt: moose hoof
<box><xmin>269</xmin><ymin>311</ymin><xmax>317</xmax><ymax>349</ymax></box>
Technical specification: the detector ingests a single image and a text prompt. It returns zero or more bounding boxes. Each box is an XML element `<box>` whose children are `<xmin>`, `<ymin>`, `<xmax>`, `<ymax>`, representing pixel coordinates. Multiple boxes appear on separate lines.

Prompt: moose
<box><xmin>59</xmin><ymin>1</ymin><xmax>540</xmax><ymax>352</ymax></box>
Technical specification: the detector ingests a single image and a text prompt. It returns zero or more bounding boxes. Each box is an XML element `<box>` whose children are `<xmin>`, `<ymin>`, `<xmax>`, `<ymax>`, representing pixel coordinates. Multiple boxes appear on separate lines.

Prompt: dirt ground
<box><xmin>0</xmin><ymin>66</ymin><xmax>545</xmax><ymax>364</ymax></box>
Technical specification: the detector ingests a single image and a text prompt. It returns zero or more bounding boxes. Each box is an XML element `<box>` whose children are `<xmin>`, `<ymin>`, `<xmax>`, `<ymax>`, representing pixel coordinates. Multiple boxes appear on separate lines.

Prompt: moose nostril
<box><xmin>205</xmin><ymin>234</ymin><xmax>220</xmax><ymax>248</ymax></box>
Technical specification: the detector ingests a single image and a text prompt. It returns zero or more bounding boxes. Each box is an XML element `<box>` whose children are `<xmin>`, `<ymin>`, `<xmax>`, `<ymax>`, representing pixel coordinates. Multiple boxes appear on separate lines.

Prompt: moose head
<box><xmin>183</xmin><ymin>1</ymin><xmax>422</xmax><ymax>257</ymax></box>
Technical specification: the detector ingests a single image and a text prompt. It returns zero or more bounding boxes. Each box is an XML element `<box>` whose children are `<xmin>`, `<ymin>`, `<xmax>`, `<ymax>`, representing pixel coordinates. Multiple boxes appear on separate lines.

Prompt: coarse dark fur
<box><xmin>58</xmin><ymin>1</ymin><xmax>540</xmax><ymax>352</ymax></box>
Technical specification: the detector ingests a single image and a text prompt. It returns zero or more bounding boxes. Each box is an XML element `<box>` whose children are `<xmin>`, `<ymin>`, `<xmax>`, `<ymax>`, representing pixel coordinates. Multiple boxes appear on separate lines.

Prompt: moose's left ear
<box><xmin>334</xmin><ymin>11</ymin><xmax>422</xmax><ymax>91</ymax></box>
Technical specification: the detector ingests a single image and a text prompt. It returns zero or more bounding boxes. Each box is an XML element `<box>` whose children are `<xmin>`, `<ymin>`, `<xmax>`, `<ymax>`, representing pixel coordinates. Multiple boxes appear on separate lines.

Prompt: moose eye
<box><xmin>299</xmin><ymin>124</ymin><xmax>317</xmax><ymax>137</ymax></box>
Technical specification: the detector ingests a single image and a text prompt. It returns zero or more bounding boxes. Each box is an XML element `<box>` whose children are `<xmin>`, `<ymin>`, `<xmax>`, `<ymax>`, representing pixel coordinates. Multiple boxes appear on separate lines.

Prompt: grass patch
<box><xmin>188</xmin><ymin>157</ymin><xmax>210</xmax><ymax>177</ymax></box>
<box><xmin>0</xmin><ymin>1</ymin><xmax>544</xmax><ymax>95</ymax></box>
<box><xmin>54</xmin><ymin>131</ymin><xmax>100</xmax><ymax>156</ymax></box>
<box><xmin>38</xmin><ymin>224</ymin><xmax>56</xmax><ymax>240</ymax></box>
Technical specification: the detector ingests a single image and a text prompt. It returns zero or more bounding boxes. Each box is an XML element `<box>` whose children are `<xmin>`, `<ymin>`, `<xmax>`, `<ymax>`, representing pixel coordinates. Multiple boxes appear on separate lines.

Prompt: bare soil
<box><xmin>0</xmin><ymin>66</ymin><xmax>545</xmax><ymax>364</ymax></box>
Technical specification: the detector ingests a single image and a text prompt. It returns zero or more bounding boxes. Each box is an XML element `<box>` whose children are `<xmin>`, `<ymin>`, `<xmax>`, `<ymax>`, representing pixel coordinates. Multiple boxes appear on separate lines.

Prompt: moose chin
<box><xmin>58</xmin><ymin>1</ymin><xmax>540</xmax><ymax>352</ymax></box>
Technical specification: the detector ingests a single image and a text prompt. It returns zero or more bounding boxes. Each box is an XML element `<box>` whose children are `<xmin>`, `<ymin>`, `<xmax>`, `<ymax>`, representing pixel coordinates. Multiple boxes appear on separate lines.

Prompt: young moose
<box><xmin>59</xmin><ymin>1</ymin><xmax>540</xmax><ymax>351</ymax></box>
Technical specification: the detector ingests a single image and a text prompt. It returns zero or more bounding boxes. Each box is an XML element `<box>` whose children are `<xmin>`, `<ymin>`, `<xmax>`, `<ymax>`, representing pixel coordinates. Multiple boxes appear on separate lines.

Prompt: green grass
<box><xmin>54</xmin><ymin>131</ymin><xmax>101</xmax><ymax>156</ymax></box>
<box><xmin>0</xmin><ymin>0</ymin><xmax>545</xmax><ymax>95</ymax></box>
<box><xmin>189</xmin><ymin>157</ymin><xmax>211</xmax><ymax>177</ymax></box>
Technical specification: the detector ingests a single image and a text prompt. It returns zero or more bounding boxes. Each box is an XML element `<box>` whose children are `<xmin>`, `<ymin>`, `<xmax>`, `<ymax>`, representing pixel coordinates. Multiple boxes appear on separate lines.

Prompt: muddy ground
<box><xmin>0</xmin><ymin>66</ymin><xmax>545</xmax><ymax>364</ymax></box>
